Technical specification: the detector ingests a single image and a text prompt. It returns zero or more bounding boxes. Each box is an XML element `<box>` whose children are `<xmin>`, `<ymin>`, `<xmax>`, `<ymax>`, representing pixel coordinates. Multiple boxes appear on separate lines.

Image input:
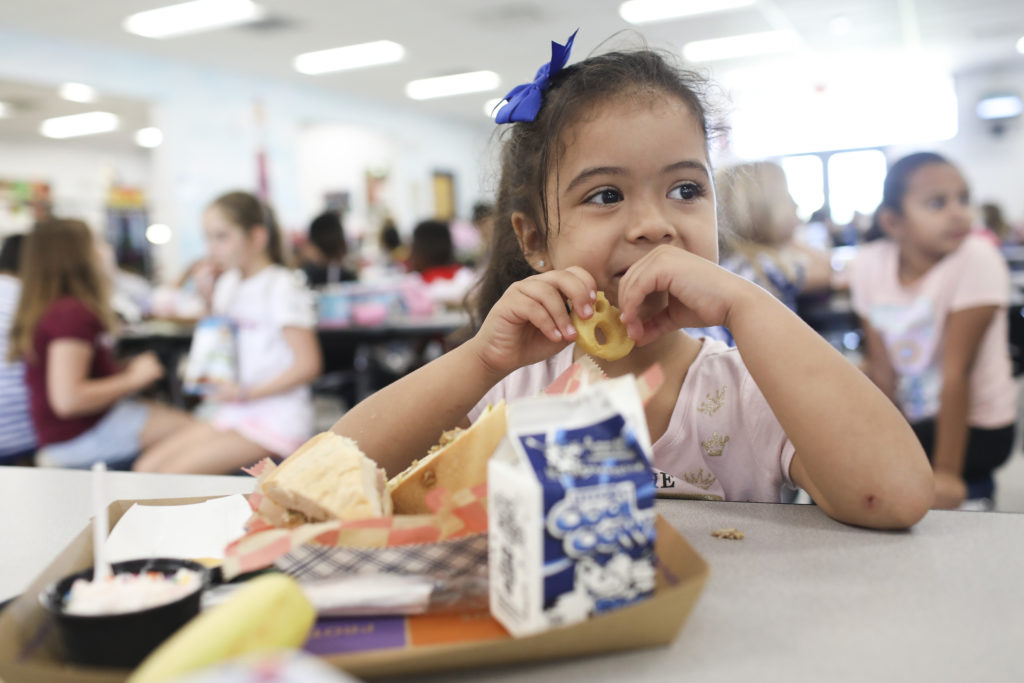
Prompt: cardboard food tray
<box><xmin>0</xmin><ymin>496</ymin><xmax>708</xmax><ymax>682</ymax></box>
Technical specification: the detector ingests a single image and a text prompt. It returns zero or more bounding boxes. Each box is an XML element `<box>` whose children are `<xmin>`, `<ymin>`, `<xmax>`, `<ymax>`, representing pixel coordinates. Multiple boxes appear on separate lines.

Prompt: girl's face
<box><xmin>202</xmin><ymin>206</ymin><xmax>262</xmax><ymax>271</ymax></box>
<box><xmin>889</xmin><ymin>162</ymin><xmax>973</xmax><ymax>259</ymax></box>
<box><xmin>520</xmin><ymin>94</ymin><xmax>717</xmax><ymax>305</ymax></box>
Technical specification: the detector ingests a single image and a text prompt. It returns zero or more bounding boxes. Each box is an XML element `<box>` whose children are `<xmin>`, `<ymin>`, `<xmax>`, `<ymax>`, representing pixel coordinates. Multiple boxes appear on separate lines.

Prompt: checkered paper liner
<box><xmin>276</xmin><ymin>532</ymin><xmax>488</xmax><ymax>581</ymax></box>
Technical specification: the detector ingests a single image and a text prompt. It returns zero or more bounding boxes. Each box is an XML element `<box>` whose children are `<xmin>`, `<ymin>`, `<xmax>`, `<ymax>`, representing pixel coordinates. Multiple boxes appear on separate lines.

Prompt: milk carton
<box><xmin>488</xmin><ymin>376</ymin><xmax>657</xmax><ymax>637</ymax></box>
<box><xmin>182</xmin><ymin>316</ymin><xmax>238</xmax><ymax>395</ymax></box>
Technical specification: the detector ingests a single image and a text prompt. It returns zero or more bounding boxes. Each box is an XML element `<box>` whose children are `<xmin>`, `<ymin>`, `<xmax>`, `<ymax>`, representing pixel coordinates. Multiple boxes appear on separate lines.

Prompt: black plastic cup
<box><xmin>39</xmin><ymin>558</ymin><xmax>208</xmax><ymax>668</ymax></box>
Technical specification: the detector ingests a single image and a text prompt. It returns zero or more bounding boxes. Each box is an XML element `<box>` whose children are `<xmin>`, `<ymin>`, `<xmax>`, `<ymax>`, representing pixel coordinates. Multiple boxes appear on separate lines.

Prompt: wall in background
<box><xmin>0</xmin><ymin>28</ymin><xmax>493</xmax><ymax>282</ymax></box>
<box><xmin>0</xmin><ymin>136</ymin><xmax>150</xmax><ymax>237</ymax></box>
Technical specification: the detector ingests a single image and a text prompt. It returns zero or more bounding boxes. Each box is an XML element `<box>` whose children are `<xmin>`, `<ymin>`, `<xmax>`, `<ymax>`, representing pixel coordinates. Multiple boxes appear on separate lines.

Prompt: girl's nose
<box><xmin>626</xmin><ymin>202</ymin><xmax>677</xmax><ymax>244</ymax></box>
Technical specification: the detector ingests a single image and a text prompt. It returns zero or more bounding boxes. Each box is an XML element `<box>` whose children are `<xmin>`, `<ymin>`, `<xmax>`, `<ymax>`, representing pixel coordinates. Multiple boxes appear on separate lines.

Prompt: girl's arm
<box><xmin>931</xmin><ymin>305</ymin><xmax>998</xmax><ymax>508</ymax></box>
<box><xmin>728</xmin><ymin>286</ymin><xmax>933</xmax><ymax>528</ymax></box>
<box><xmin>332</xmin><ymin>266</ymin><xmax>597</xmax><ymax>477</ymax></box>
<box><xmin>618</xmin><ymin>247</ymin><xmax>933</xmax><ymax>529</ymax></box>
<box><xmin>47</xmin><ymin>340</ymin><xmax>162</xmax><ymax>418</ymax></box>
<box><xmin>237</xmin><ymin>327</ymin><xmax>323</xmax><ymax>401</ymax></box>
<box><xmin>858</xmin><ymin>318</ymin><xmax>898</xmax><ymax>403</ymax></box>
<box><xmin>331</xmin><ymin>342</ymin><xmax>504</xmax><ymax>477</ymax></box>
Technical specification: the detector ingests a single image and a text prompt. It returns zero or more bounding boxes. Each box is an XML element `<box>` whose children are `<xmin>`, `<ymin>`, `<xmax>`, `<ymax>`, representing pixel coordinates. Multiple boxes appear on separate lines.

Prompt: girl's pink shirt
<box><xmin>471</xmin><ymin>339</ymin><xmax>797</xmax><ymax>503</ymax></box>
<box><xmin>849</xmin><ymin>234</ymin><xmax>1017</xmax><ymax>427</ymax></box>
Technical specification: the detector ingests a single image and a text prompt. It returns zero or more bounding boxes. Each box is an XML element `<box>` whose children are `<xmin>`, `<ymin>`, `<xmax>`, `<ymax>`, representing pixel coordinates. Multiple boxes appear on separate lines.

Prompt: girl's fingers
<box><xmin>515</xmin><ymin>278</ymin><xmax>581</xmax><ymax>341</ymax></box>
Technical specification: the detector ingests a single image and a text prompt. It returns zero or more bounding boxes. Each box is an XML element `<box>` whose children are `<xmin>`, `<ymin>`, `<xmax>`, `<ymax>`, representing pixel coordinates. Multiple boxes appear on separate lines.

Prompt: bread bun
<box><xmin>263</xmin><ymin>432</ymin><xmax>392</xmax><ymax>523</ymax></box>
<box><xmin>388</xmin><ymin>401</ymin><xmax>507</xmax><ymax>514</ymax></box>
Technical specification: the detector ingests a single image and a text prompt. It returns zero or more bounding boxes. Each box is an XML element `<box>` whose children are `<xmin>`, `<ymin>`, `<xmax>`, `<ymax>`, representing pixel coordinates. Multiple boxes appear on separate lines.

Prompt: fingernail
<box><xmin>552</xmin><ymin>329</ymin><xmax>563</xmax><ymax>341</ymax></box>
<box><xmin>590</xmin><ymin>290</ymin><xmax>597</xmax><ymax>300</ymax></box>
<box><xmin>582</xmin><ymin>304</ymin><xmax>593</xmax><ymax>317</ymax></box>
<box><xmin>566</xmin><ymin>325</ymin><xmax>576</xmax><ymax>337</ymax></box>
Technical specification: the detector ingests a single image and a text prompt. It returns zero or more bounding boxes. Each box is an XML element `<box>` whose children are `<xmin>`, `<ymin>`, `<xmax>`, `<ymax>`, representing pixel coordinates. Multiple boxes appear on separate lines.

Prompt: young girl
<box><xmin>717</xmin><ymin>161</ymin><xmax>832</xmax><ymax>312</ymax></box>
<box><xmin>132</xmin><ymin>191</ymin><xmax>322</xmax><ymax>474</ymax></box>
<box><xmin>848</xmin><ymin>152</ymin><xmax>1018</xmax><ymax>510</ymax></box>
<box><xmin>8</xmin><ymin>219</ymin><xmax>193</xmax><ymax>468</ymax></box>
<box><xmin>332</xmin><ymin>38</ymin><xmax>934</xmax><ymax>529</ymax></box>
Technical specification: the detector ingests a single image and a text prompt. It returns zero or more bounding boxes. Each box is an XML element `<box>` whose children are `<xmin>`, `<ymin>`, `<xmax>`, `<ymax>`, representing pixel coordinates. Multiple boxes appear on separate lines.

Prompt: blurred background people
<box><xmin>716</xmin><ymin>160</ymin><xmax>832</xmax><ymax>313</ymax></box>
<box><xmin>848</xmin><ymin>152</ymin><xmax>1018</xmax><ymax>511</ymax></box>
<box><xmin>8</xmin><ymin>219</ymin><xmax>192</xmax><ymax>469</ymax></box>
<box><xmin>132</xmin><ymin>191</ymin><xmax>321</xmax><ymax>474</ymax></box>
<box><xmin>300</xmin><ymin>210</ymin><xmax>357</xmax><ymax>287</ymax></box>
<box><xmin>0</xmin><ymin>234</ymin><xmax>37</xmax><ymax>464</ymax></box>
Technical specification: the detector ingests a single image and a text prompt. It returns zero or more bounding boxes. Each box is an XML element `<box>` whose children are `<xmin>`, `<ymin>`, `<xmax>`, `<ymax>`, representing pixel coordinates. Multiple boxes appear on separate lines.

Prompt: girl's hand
<box><xmin>932</xmin><ymin>470</ymin><xmax>967</xmax><ymax>509</ymax></box>
<box><xmin>617</xmin><ymin>245</ymin><xmax>753</xmax><ymax>346</ymax></box>
<box><xmin>468</xmin><ymin>266</ymin><xmax>597</xmax><ymax>377</ymax></box>
<box><xmin>208</xmin><ymin>381</ymin><xmax>247</xmax><ymax>403</ymax></box>
<box><xmin>126</xmin><ymin>352</ymin><xmax>164</xmax><ymax>389</ymax></box>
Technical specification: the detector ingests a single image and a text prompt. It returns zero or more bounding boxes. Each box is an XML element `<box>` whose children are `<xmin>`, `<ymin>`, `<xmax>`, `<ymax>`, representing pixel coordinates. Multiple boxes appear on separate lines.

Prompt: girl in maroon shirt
<box><xmin>8</xmin><ymin>219</ymin><xmax>192</xmax><ymax>467</ymax></box>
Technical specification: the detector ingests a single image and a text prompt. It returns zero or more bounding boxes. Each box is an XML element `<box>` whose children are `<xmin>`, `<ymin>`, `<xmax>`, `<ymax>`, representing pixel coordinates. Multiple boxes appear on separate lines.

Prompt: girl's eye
<box><xmin>669</xmin><ymin>183</ymin><xmax>703</xmax><ymax>201</ymax></box>
<box><xmin>585</xmin><ymin>188</ymin><xmax>623</xmax><ymax>205</ymax></box>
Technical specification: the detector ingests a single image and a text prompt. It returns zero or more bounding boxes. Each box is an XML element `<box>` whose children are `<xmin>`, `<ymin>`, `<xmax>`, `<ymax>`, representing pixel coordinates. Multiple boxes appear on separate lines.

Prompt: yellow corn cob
<box><xmin>128</xmin><ymin>573</ymin><xmax>315</xmax><ymax>683</ymax></box>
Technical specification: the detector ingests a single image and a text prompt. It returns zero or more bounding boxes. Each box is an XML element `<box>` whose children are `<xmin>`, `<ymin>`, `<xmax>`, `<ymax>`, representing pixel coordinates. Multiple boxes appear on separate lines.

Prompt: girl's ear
<box><xmin>250</xmin><ymin>224</ymin><xmax>270</xmax><ymax>252</ymax></box>
<box><xmin>511</xmin><ymin>211</ymin><xmax>550</xmax><ymax>271</ymax></box>
<box><xmin>877</xmin><ymin>208</ymin><xmax>902</xmax><ymax>240</ymax></box>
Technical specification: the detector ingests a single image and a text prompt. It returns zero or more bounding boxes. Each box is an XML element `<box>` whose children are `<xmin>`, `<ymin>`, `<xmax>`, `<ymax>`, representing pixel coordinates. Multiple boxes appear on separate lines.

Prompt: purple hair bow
<box><xmin>495</xmin><ymin>29</ymin><xmax>578</xmax><ymax>124</ymax></box>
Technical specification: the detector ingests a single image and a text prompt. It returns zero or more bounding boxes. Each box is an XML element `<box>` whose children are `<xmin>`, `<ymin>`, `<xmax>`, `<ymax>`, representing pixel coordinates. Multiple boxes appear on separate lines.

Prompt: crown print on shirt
<box><xmin>701</xmin><ymin>432</ymin><xmax>730</xmax><ymax>458</ymax></box>
<box><xmin>683</xmin><ymin>467</ymin><xmax>717</xmax><ymax>490</ymax></box>
<box><xmin>697</xmin><ymin>386</ymin><xmax>727</xmax><ymax>416</ymax></box>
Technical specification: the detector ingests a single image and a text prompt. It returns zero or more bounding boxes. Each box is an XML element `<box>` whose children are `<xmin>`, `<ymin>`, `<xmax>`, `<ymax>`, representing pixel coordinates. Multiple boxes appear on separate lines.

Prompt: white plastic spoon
<box><xmin>91</xmin><ymin>462</ymin><xmax>111</xmax><ymax>582</ymax></box>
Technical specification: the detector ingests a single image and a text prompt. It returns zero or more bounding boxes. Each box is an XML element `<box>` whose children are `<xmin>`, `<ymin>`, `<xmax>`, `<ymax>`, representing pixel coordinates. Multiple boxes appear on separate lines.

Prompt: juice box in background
<box><xmin>182</xmin><ymin>316</ymin><xmax>238</xmax><ymax>395</ymax></box>
<box><xmin>488</xmin><ymin>376</ymin><xmax>657</xmax><ymax>638</ymax></box>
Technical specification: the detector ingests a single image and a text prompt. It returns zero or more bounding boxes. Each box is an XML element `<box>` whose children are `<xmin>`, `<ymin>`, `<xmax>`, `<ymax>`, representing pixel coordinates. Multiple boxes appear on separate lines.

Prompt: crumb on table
<box><xmin>711</xmin><ymin>527</ymin><xmax>744</xmax><ymax>540</ymax></box>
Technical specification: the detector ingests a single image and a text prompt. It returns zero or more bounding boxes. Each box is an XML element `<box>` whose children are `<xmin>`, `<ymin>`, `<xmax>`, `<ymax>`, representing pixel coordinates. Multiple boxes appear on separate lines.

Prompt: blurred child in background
<box><xmin>8</xmin><ymin>219</ymin><xmax>191</xmax><ymax>468</ymax></box>
<box><xmin>300</xmin><ymin>210</ymin><xmax>357</xmax><ymax>287</ymax></box>
<box><xmin>849</xmin><ymin>152</ymin><xmax>1018</xmax><ymax>510</ymax></box>
<box><xmin>132</xmin><ymin>191</ymin><xmax>322</xmax><ymax>474</ymax></box>
<box><xmin>716</xmin><ymin>161</ymin><xmax>832</xmax><ymax>312</ymax></box>
<box><xmin>0</xmin><ymin>235</ymin><xmax>37</xmax><ymax>463</ymax></box>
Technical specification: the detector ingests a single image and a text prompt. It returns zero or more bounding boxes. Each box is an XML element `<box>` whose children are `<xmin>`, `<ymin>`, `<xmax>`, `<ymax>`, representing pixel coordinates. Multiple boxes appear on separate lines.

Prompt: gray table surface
<box><xmin>2</xmin><ymin>467</ymin><xmax>1022</xmax><ymax>682</ymax></box>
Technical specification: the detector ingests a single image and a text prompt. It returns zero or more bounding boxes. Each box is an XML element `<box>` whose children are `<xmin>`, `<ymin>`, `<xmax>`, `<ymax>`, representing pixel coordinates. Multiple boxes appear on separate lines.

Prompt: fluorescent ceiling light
<box><xmin>683</xmin><ymin>30</ymin><xmax>801</xmax><ymax>62</ymax></box>
<box><xmin>976</xmin><ymin>94</ymin><xmax>1023</xmax><ymax>120</ymax></box>
<box><xmin>405</xmin><ymin>71</ymin><xmax>500</xmax><ymax>100</ymax></box>
<box><xmin>146</xmin><ymin>224</ymin><xmax>173</xmax><ymax>245</ymax></box>
<box><xmin>40</xmin><ymin>111</ymin><xmax>119</xmax><ymax>139</ymax></box>
<box><xmin>135</xmin><ymin>127</ymin><xmax>164</xmax><ymax>148</ymax></box>
<box><xmin>123</xmin><ymin>0</ymin><xmax>265</xmax><ymax>39</ymax></box>
<box><xmin>0</xmin><ymin>102</ymin><xmax>8</xmax><ymax>118</ymax></box>
<box><xmin>59</xmin><ymin>82</ymin><xmax>97</xmax><ymax>103</ymax></box>
<box><xmin>294</xmin><ymin>40</ymin><xmax>405</xmax><ymax>75</ymax></box>
<box><xmin>619</xmin><ymin>0</ymin><xmax>755</xmax><ymax>24</ymax></box>
<box><xmin>1017</xmin><ymin>36</ymin><xmax>1024</xmax><ymax>54</ymax></box>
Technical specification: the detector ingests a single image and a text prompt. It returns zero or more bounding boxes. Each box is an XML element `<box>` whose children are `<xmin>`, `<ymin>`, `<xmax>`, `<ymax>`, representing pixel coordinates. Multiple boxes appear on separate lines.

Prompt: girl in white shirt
<box><xmin>133</xmin><ymin>192</ymin><xmax>322</xmax><ymax>474</ymax></box>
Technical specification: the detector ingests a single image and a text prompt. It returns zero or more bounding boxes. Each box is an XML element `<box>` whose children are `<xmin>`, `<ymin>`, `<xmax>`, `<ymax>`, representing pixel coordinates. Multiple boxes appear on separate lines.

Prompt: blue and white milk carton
<box><xmin>488</xmin><ymin>376</ymin><xmax>657</xmax><ymax>637</ymax></box>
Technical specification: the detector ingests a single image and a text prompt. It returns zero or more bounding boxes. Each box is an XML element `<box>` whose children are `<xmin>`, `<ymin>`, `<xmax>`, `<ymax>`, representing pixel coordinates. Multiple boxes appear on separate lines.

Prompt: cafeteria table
<box><xmin>116</xmin><ymin>312</ymin><xmax>470</xmax><ymax>406</ymax></box>
<box><xmin>1</xmin><ymin>466</ymin><xmax>1020</xmax><ymax>682</ymax></box>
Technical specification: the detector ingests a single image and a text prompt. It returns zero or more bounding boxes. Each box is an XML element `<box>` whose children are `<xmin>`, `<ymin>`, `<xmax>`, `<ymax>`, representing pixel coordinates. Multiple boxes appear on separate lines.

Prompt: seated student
<box><xmin>8</xmin><ymin>220</ymin><xmax>193</xmax><ymax>469</ymax></box>
<box><xmin>0</xmin><ymin>235</ymin><xmax>37</xmax><ymax>463</ymax></box>
<box><xmin>378</xmin><ymin>219</ymin><xmax>409</xmax><ymax>271</ymax></box>
<box><xmin>716</xmin><ymin>161</ymin><xmax>832</xmax><ymax>313</ymax></box>
<box><xmin>132</xmin><ymin>191</ymin><xmax>322</xmax><ymax>474</ymax></box>
<box><xmin>849</xmin><ymin>152</ymin><xmax>1018</xmax><ymax>510</ymax></box>
<box><xmin>408</xmin><ymin>220</ymin><xmax>476</xmax><ymax>307</ymax></box>
<box><xmin>300</xmin><ymin>210</ymin><xmax>357</xmax><ymax>287</ymax></box>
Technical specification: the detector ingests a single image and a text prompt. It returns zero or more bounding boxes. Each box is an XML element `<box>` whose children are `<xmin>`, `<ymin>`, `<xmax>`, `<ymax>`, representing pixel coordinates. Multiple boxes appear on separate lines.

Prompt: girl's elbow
<box><xmin>50</xmin><ymin>396</ymin><xmax>80</xmax><ymax>419</ymax></box>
